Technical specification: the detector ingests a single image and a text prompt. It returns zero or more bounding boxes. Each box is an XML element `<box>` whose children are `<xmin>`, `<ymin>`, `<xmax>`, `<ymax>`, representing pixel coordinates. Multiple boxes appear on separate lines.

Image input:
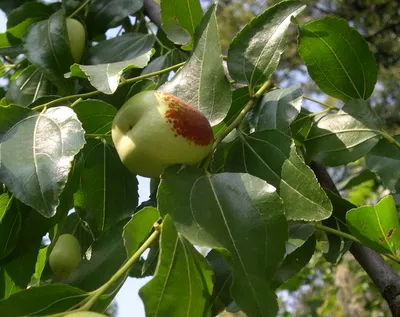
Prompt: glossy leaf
<box><xmin>0</xmin><ymin>18</ymin><xmax>38</xmax><ymax>48</ymax></box>
<box><xmin>290</xmin><ymin>107</ymin><xmax>313</xmax><ymax>144</ymax></box>
<box><xmin>160</xmin><ymin>0</ymin><xmax>203</xmax><ymax>49</ymax></box>
<box><xmin>298</xmin><ymin>17</ymin><xmax>378</xmax><ymax>101</ymax></box>
<box><xmin>248</xmin><ymin>86</ymin><xmax>302</xmax><ymax>134</ymax></box>
<box><xmin>0</xmin><ymin>284</ymin><xmax>87</xmax><ymax>316</ymax></box>
<box><xmin>158</xmin><ymin>166</ymin><xmax>287</xmax><ymax>317</ymax></box>
<box><xmin>161</xmin><ymin>4</ymin><xmax>231</xmax><ymax>126</ymax></box>
<box><xmin>6</xmin><ymin>2</ymin><xmax>54</xmax><ymax>28</ymax></box>
<box><xmin>23</xmin><ymin>10</ymin><xmax>75</xmax><ymax>94</ymax></box>
<box><xmin>346</xmin><ymin>195</ymin><xmax>400</xmax><ymax>255</ymax></box>
<box><xmin>73</xmin><ymin>99</ymin><xmax>117</xmax><ymax>135</ymax></box>
<box><xmin>366</xmin><ymin>136</ymin><xmax>400</xmax><ymax>192</ymax></box>
<box><xmin>305</xmin><ymin>99</ymin><xmax>382</xmax><ymax>166</ymax></box>
<box><xmin>6</xmin><ymin>65</ymin><xmax>56</xmax><ymax>107</ymax></box>
<box><xmin>0</xmin><ymin>105</ymin><xmax>85</xmax><ymax>217</ymax></box>
<box><xmin>286</xmin><ymin>221</ymin><xmax>314</xmax><ymax>255</ymax></box>
<box><xmin>139</xmin><ymin>215</ymin><xmax>213</xmax><ymax>317</ymax></box>
<box><xmin>66</xmin><ymin>50</ymin><xmax>154</xmax><ymax>94</ymax></box>
<box><xmin>87</xmin><ymin>0</ymin><xmax>143</xmax><ymax>36</ymax></box>
<box><xmin>226</xmin><ymin>130</ymin><xmax>332</xmax><ymax>221</ymax></box>
<box><xmin>123</xmin><ymin>206</ymin><xmax>159</xmax><ymax>258</ymax></box>
<box><xmin>86</xmin><ymin>33</ymin><xmax>155</xmax><ymax>64</ymax></box>
<box><xmin>227</xmin><ymin>1</ymin><xmax>306</xmax><ymax>88</ymax></box>
<box><xmin>74</xmin><ymin>139</ymin><xmax>138</xmax><ymax>237</ymax></box>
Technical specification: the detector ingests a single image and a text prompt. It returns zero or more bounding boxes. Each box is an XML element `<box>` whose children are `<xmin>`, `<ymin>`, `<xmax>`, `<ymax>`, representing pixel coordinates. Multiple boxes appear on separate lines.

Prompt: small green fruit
<box><xmin>64</xmin><ymin>312</ymin><xmax>107</xmax><ymax>317</ymax></box>
<box><xmin>112</xmin><ymin>90</ymin><xmax>214</xmax><ymax>178</ymax></box>
<box><xmin>66</xmin><ymin>18</ymin><xmax>86</xmax><ymax>62</ymax></box>
<box><xmin>49</xmin><ymin>234</ymin><xmax>81</xmax><ymax>278</ymax></box>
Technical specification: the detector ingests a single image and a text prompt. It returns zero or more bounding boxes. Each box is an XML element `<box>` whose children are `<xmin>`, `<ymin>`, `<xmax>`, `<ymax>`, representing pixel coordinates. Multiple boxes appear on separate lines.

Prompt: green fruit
<box><xmin>49</xmin><ymin>234</ymin><xmax>81</xmax><ymax>278</ymax></box>
<box><xmin>112</xmin><ymin>90</ymin><xmax>214</xmax><ymax>178</ymax></box>
<box><xmin>64</xmin><ymin>312</ymin><xmax>107</xmax><ymax>317</ymax></box>
<box><xmin>66</xmin><ymin>18</ymin><xmax>86</xmax><ymax>62</ymax></box>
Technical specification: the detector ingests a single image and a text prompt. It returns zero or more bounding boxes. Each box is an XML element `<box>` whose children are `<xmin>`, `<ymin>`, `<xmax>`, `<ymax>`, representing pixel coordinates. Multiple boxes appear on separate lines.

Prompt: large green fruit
<box><xmin>49</xmin><ymin>234</ymin><xmax>81</xmax><ymax>278</ymax></box>
<box><xmin>66</xmin><ymin>18</ymin><xmax>86</xmax><ymax>62</ymax></box>
<box><xmin>112</xmin><ymin>90</ymin><xmax>214</xmax><ymax>178</ymax></box>
<box><xmin>64</xmin><ymin>312</ymin><xmax>107</xmax><ymax>317</ymax></box>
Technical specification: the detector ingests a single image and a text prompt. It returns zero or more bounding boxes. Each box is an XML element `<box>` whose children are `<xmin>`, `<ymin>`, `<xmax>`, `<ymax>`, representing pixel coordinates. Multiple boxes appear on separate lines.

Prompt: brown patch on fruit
<box><xmin>157</xmin><ymin>92</ymin><xmax>214</xmax><ymax>146</ymax></box>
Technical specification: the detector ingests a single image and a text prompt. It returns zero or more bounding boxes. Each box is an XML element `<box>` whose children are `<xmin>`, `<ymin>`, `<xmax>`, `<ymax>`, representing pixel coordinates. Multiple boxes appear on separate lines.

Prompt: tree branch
<box><xmin>310</xmin><ymin>161</ymin><xmax>400</xmax><ymax>316</ymax></box>
<box><xmin>143</xmin><ymin>0</ymin><xmax>162</xmax><ymax>28</ymax></box>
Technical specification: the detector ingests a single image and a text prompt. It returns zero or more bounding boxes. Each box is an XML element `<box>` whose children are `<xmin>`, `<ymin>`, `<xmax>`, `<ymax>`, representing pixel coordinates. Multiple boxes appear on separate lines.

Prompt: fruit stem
<box><xmin>68</xmin><ymin>0</ymin><xmax>91</xmax><ymax>18</ymax></box>
<box><xmin>379</xmin><ymin>131</ymin><xmax>400</xmax><ymax>149</ymax></box>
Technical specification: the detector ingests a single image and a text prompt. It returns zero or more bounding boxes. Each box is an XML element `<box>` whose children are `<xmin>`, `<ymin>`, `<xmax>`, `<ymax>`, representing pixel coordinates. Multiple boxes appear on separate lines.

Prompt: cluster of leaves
<box><xmin>0</xmin><ymin>0</ymin><xmax>399</xmax><ymax>317</ymax></box>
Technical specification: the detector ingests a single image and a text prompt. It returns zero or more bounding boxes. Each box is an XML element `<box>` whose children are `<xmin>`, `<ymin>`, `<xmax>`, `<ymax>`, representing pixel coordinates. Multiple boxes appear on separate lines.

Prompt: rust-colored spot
<box><xmin>386</xmin><ymin>228</ymin><xmax>395</xmax><ymax>241</ymax></box>
<box><xmin>157</xmin><ymin>92</ymin><xmax>214</xmax><ymax>146</ymax></box>
<box><xmin>379</xmin><ymin>237</ymin><xmax>385</xmax><ymax>244</ymax></box>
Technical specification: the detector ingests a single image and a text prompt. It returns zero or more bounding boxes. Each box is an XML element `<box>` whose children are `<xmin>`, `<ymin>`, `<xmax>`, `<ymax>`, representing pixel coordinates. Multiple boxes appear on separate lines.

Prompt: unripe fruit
<box><xmin>112</xmin><ymin>91</ymin><xmax>214</xmax><ymax>178</ymax></box>
<box><xmin>49</xmin><ymin>234</ymin><xmax>81</xmax><ymax>279</ymax></box>
<box><xmin>66</xmin><ymin>18</ymin><xmax>86</xmax><ymax>63</ymax></box>
<box><xmin>64</xmin><ymin>312</ymin><xmax>107</xmax><ymax>317</ymax></box>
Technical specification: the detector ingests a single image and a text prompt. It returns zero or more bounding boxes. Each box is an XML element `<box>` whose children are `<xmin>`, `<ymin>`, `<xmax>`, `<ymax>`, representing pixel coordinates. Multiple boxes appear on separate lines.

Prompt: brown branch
<box><xmin>310</xmin><ymin>161</ymin><xmax>400</xmax><ymax>316</ymax></box>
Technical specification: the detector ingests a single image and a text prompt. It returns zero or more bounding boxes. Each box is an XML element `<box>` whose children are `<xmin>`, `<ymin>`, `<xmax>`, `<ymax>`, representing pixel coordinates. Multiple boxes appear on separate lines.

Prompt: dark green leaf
<box><xmin>346</xmin><ymin>195</ymin><xmax>400</xmax><ymax>255</ymax></box>
<box><xmin>86</xmin><ymin>33</ymin><xmax>155</xmax><ymax>64</ymax></box>
<box><xmin>139</xmin><ymin>215</ymin><xmax>213</xmax><ymax>317</ymax></box>
<box><xmin>161</xmin><ymin>4</ymin><xmax>231</xmax><ymax>126</ymax></box>
<box><xmin>87</xmin><ymin>0</ymin><xmax>143</xmax><ymax>36</ymax></box>
<box><xmin>290</xmin><ymin>107</ymin><xmax>313</xmax><ymax>144</ymax></box>
<box><xmin>74</xmin><ymin>139</ymin><xmax>138</xmax><ymax>237</ymax></box>
<box><xmin>7</xmin><ymin>2</ymin><xmax>54</xmax><ymax>28</ymax></box>
<box><xmin>0</xmin><ymin>195</ymin><xmax>20</xmax><ymax>259</ymax></box>
<box><xmin>123</xmin><ymin>206</ymin><xmax>159</xmax><ymax>258</ymax></box>
<box><xmin>0</xmin><ymin>284</ymin><xmax>87</xmax><ymax>316</ymax></box>
<box><xmin>366</xmin><ymin>136</ymin><xmax>400</xmax><ymax>192</ymax></box>
<box><xmin>0</xmin><ymin>18</ymin><xmax>38</xmax><ymax>49</ymax></box>
<box><xmin>337</xmin><ymin>169</ymin><xmax>377</xmax><ymax>191</ymax></box>
<box><xmin>160</xmin><ymin>0</ymin><xmax>203</xmax><ymax>49</ymax></box>
<box><xmin>124</xmin><ymin>79</ymin><xmax>156</xmax><ymax>102</ymax></box>
<box><xmin>227</xmin><ymin>1</ymin><xmax>306</xmax><ymax>88</ymax></box>
<box><xmin>0</xmin><ymin>105</ymin><xmax>85</xmax><ymax>217</ymax></box>
<box><xmin>158</xmin><ymin>167</ymin><xmax>287</xmax><ymax>317</ymax></box>
<box><xmin>6</xmin><ymin>65</ymin><xmax>56</xmax><ymax>107</ymax></box>
<box><xmin>73</xmin><ymin>99</ymin><xmax>117</xmax><ymax>134</ymax></box>
<box><xmin>66</xmin><ymin>51</ymin><xmax>154</xmax><ymax>94</ymax></box>
<box><xmin>23</xmin><ymin>10</ymin><xmax>75</xmax><ymax>94</ymax></box>
<box><xmin>298</xmin><ymin>17</ymin><xmax>378</xmax><ymax>101</ymax></box>
<box><xmin>305</xmin><ymin>100</ymin><xmax>381</xmax><ymax>166</ymax></box>
<box><xmin>226</xmin><ymin>130</ymin><xmax>332</xmax><ymax>221</ymax></box>
<box><xmin>286</xmin><ymin>221</ymin><xmax>314</xmax><ymax>255</ymax></box>
<box><xmin>272</xmin><ymin>234</ymin><xmax>316</xmax><ymax>289</ymax></box>
<box><xmin>248</xmin><ymin>86</ymin><xmax>302</xmax><ymax>134</ymax></box>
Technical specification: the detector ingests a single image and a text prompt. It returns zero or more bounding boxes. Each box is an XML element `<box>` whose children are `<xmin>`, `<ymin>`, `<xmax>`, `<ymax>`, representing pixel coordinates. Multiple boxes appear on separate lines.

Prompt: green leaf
<box><xmin>0</xmin><ymin>245</ymin><xmax>38</xmax><ymax>298</ymax></box>
<box><xmin>160</xmin><ymin>0</ymin><xmax>203</xmax><ymax>49</ymax></box>
<box><xmin>0</xmin><ymin>195</ymin><xmax>20</xmax><ymax>259</ymax></box>
<box><xmin>139</xmin><ymin>215</ymin><xmax>213</xmax><ymax>317</ymax></box>
<box><xmin>23</xmin><ymin>10</ymin><xmax>75</xmax><ymax>94</ymax></box>
<box><xmin>227</xmin><ymin>1</ymin><xmax>306</xmax><ymax>88</ymax></box>
<box><xmin>286</xmin><ymin>221</ymin><xmax>314</xmax><ymax>255</ymax></box>
<box><xmin>249</xmin><ymin>86</ymin><xmax>302</xmax><ymax>135</ymax></box>
<box><xmin>290</xmin><ymin>107</ymin><xmax>314</xmax><ymax>144</ymax></box>
<box><xmin>6</xmin><ymin>65</ymin><xmax>56</xmax><ymax>107</ymax></box>
<box><xmin>86</xmin><ymin>33</ymin><xmax>155</xmax><ymax>64</ymax></box>
<box><xmin>226</xmin><ymin>130</ymin><xmax>332</xmax><ymax>221</ymax></box>
<box><xmin>65</xmin><ymin>51</ymin><xmax>154</xmax><ymax>94</ymax></box>
<box><xmin>73</xmin><ymin>99</ymin><xmax>117</xmax><ymax>135</ymax></box>
<box><xmin>161</xmin><ymin>4</ymin><xmax>231</xmax><ymax>126</ymax></box>
<box><xmin>0</xmin><ymin>18</ymin><xmax>38</xmax><ymax>48</ymax></box>
<box><xmin>158</xmin><ymin>167</ymin><xmax>287</xmax><ymax>317</ymax></box>
<box><xmin>74</xmin><ymin>139</ymin><xmax>138</xmax><ymax>237</ymax></box>
<box><xmin>0</xmin><ymin>284</ymin><xmax>87</xmax><ymax>316</ymax></box>
<box><xmin>337</xmin><ymin>169</ymin><xmax>377</xmax><ymax>191</ymax></box>
<box><xmin>68</xmin><ymin>222</ymin><xmax>128</xmax><ymax>292</ymax></box>
<box><xmin>346</xmin><ymin>195</ymin><xmax>400</xmax><ymax>255</ymax></box>
<box><xmin>6</xmin><ymin>2</ymin><xmax>54</xmax><ymax>28</ymax></box>
<box><xmin>206</xmin><ymin>250</ymin><xmax>233</xmax><ymax>315</ymax></box>
<box><xmin>0</xmin><ymin>105</ymin><xmax>85</xmax><ymax>217</ymax></box>
<box><xmin>305</xmin><ymin>99</ymin><xmax>382</xmax><ymax>166</ymax></box>
<box><xmin>366</xmin><ymin>136</ymin><xmax>400</xmax><ymax>192</ymax></box>
<box><xmin>298</xmin><ymin>17</ymin><xmax>378</xmax><ymax>102</ymax></box>
<box><xmin>272</xmin><ymin>234</ymin><xmax>316</xmax><ymax>289</ymax></box>
<box><xmin>87</xmin><ymin>0</ymin><xmax>143</xmax><ymax>36</ymax></box>
<box><xmin>123</xmin><ymin>206</ymin><xmax>159</xmax><ymax>258</ymax></box>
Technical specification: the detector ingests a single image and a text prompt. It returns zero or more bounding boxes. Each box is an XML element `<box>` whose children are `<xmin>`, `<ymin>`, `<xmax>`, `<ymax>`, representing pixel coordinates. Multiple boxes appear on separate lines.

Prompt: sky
<box><xmin>0</xmin><ymin>5</ymin><xmax>152</xmax><ymax>317</ymax></box>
